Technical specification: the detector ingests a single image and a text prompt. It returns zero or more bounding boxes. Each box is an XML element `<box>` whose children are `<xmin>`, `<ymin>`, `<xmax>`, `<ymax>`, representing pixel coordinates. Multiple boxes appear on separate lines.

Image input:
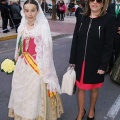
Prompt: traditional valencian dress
<box><xmin>8</xmin><ymin>23</ymin><xmax>64</xmax><ymax>120</ymax></box>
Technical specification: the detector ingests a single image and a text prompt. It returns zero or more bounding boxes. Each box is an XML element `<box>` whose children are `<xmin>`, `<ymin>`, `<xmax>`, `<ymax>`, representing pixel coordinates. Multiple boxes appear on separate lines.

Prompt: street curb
<box><xmin>0</xmin><ymin>34</ymin><xmax>17</xmax><ymax>41</ymax></box>
<box><xmin>0</xmin><ymin>33</ymin><xmax>72</xmax><ymax>41</ymax></box>
<box><xmin>52</xmin><ymin>34</ymin><xmax>72</xmax><ymax>40</ymax></box>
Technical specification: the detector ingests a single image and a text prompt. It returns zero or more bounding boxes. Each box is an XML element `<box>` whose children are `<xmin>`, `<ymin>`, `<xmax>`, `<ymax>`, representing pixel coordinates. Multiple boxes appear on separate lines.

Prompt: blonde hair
<box><xmin>84</xmin><ymin>0</ymin><xmax>108</xmax><ymax>16</ymax></box>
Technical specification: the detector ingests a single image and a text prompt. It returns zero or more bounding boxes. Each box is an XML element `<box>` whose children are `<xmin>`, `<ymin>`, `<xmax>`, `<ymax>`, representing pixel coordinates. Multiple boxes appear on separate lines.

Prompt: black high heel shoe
<box><xmin>87</xmin><ymin>116</ymin><xmax>94</xmax><ymax>120</ymax></box>
<box><xmin>75</xmin><ymin>109</ymin><xmax>86</xmax><ymax>120</ymax></box>
<box><xmin>87</xmin><ymin>109</ymin><xmax>95</xmax><ymax>120</ymax></box>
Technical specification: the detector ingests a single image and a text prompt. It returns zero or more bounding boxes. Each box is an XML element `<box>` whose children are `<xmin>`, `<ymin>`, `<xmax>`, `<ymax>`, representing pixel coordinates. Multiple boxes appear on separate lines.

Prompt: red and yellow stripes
<box><xmin>23</xmin><ymin>52</ymin><xmax>40</xmax><ymax>75</ymax></box>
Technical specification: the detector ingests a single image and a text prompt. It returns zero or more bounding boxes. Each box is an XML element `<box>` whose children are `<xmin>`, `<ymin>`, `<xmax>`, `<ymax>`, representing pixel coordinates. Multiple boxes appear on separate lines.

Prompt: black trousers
<box><xmin>57</xmin><ymin>11</ymin><xmax>60</xmax><ymax>20</ymax></box>
<box><xmin>13</xmin><ymin>19</ymin><xmax>21</xmax><ymax>33</ymax></box>
<box><xmin>2</xmin><ymin>17</ymin><xmax>9</xmax><ymax>32</ymax></box>
<box><xmin>9</xmin><ymin>18</ymin><xmax>14</xmax><ymax>28</ymax></box>
<box><xmin>60</xmin><ymin>11</ymin><xmax>64</xmax><ymax>20</ymax></box>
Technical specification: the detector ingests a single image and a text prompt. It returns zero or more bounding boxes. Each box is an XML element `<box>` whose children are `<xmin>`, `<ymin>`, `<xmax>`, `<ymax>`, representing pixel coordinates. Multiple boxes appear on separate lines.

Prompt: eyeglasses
<box><xmin>89</xmin><ymin>0</ymin><xmax>102</xmax><ymax>3</ymax></box>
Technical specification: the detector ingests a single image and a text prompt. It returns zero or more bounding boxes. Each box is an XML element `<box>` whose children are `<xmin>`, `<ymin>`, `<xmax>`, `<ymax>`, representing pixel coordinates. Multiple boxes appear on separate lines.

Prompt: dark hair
<box><xmin>24</xmin><ymin>0</ymin><xmax>39</xmax><ymax>10</ymax></box>
<box><xmin>1</xmin><ymin>0</ymin><xmax>6</xmax><ymax>2</ymax></box>
<box><xmin>84</xmin><ymin>0</ymin><xmax>107</xmax><ymax>17</ymax></box>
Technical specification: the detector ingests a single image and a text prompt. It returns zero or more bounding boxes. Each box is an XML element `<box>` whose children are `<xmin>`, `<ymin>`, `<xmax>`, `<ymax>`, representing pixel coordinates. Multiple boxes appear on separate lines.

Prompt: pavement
<box><xmin>0</xmin><ymin>14</ymin><xmax>76</xmax><ymax>41</ymax></box>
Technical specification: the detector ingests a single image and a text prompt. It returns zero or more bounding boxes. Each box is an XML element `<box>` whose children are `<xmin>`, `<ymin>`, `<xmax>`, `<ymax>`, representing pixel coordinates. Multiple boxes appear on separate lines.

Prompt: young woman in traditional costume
<box><xmin>8</xmin><ymin>0</ymin><xmax>64</xmax><ymax>119</ymax></box>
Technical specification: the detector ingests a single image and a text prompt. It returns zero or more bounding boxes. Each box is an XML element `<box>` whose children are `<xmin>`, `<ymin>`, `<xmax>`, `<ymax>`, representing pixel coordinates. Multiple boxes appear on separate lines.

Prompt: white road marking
<box><xmin>104</xmin><ymin>95</ymin><xmax>120</xmax><ymax>120</ymax></box>
<box><xmin>0</xmin><ymin>48</ymin><xmax>15</xmax><ymax>54</ymax></box>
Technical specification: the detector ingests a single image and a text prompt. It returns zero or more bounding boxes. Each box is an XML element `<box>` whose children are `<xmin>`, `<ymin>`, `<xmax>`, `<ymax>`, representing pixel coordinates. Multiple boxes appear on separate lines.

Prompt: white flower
<box><xmin>1</xmin><ymin>59</ymin><xmax>16</xmax><ymax>74</ymax></box>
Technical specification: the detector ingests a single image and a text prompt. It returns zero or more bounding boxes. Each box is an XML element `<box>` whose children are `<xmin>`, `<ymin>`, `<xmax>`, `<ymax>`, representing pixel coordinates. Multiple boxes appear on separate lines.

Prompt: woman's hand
<box><xmin>118</xmin><ymin>27</ymin><xmax>120</xmax><ymax>31</ymax></box>
<box><xmin>70</xmin><ymin>64</ymin><xmax>75</xmax><ymax>68</ymax></box>
<box><xmin>117</xmin><ymin>31</ymin><xmax>120</xmax><ymax>34</ymax></box>
<box><xmin>97</xmin><ymin>70</ymin><xmax>105</xmax><ymax>74</ymax></box>
<box><xmin>117</xmin><ymin>27</ymin><xmax>120</xmax><ymax>34</ymax></box>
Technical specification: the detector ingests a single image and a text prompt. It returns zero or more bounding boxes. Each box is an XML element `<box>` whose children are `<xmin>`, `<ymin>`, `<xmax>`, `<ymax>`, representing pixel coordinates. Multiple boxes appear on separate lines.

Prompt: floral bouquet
<box><xmin>1</xmin><ymin>58</ymin><xmax>16</xmax><ymax>75</ymax></box>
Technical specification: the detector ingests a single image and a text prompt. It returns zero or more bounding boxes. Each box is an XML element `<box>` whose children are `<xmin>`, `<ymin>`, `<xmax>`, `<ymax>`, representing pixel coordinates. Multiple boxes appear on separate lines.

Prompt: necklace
<box><xmin>28</xmin><ymin>22</ymin><xmax>34</xmax><ymax>26</ymax></box>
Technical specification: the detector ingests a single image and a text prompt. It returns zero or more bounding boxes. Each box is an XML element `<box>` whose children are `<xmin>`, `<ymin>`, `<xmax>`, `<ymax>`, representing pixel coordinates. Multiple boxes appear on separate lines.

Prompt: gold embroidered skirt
<box><xmin>8</xmin><ymin>57</ymin><xmax>64</xmax><ymax>120</ymax></box>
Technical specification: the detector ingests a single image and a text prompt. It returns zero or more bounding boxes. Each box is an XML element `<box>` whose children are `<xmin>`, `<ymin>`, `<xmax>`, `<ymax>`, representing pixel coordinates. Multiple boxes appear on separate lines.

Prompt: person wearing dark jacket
<box><xmin>68</xmin><ymin>1</ymin><xmax>75</xmax><ymax>15</ymax></box>
<box><xmin>9</xmin><ymin>0</ymin><xmax>15</xmax><ymax>29</ymax></box>
<box><xmin>108</xmin><ymin>0</ymin><xmax>120</xmax><ymax>84</ymax></box>
<box><xmin>56</xmin><ymin>1</ymin><xmax>61</xmax><ymax>20</ymax></box>
<box><xmin>10</xmin><ymin>0</ymin><xmax>21</xmax><ymax>33</ymax></box>
<box><xmin>41</xmin><ymin>1</ymin><xmax>48</xmax><ymax>12</ymax></box>
<box><xmin>107</xmin><ymin>0</ymin><xmax>120</xmax><ymax>71</ymax></box>
<box><xmin>0</xmin><ymin>0</ymin><xmax>10</xmax><ymax>33</ymax></box>
<box><xmin>59</xmin><ymin>1</ymin><xmax>66</xmax><ymax>21</ymax></box>
<box><xmin>75</xmin><ymin>2</ymin><xmax>84</xmax><ymax>18</ymax></box>
<box><xmin>69</xmin><ymin>0</ymin><xmax>115</xmax><ymax>120</ymax></box>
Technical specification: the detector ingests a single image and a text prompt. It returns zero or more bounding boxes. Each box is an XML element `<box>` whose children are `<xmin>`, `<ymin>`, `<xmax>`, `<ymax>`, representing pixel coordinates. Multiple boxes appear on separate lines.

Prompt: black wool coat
<box><xmin>69</xmin><ymin>13</ymin><xmax>115</xmax><ymax>84</ymax></box>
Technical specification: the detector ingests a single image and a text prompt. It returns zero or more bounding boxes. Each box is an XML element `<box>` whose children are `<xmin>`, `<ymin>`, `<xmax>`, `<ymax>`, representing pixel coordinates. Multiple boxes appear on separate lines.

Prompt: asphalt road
<box><xmin>0</xmin><ymin>36</ymin><xmax>120</xmax><ymax>120</ymax></box>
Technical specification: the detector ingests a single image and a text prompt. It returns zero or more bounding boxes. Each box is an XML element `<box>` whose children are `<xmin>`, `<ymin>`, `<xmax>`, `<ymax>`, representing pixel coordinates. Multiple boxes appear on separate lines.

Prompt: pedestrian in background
<box><xmin>108</xmin><ymin>0</ymin><xmax>112</xmax><ymax>4</ymax></box>
<box><xmin>0</xmin><ymin>0</ymin><xmax>10</xmax><ymax>33</ymax></box>
<box><xmin>8</xmin><ymin>0</ymin><xmax>64</xmax><ymax>119</ymax></box>
<box><xmin>107</xmin><ymin>0</ymin><xmax>120</xmax><ymax>72</ymax></box>
<box><xmin>59</xmin><ymin>0</ymin><xmax>66</xmax><ymax>21</ymax></box>
<box><xmin>10</xmin><ymin>0</ymin><xmax>21</xmax><ymax>33</ymax></box>
<box><xmin>68</xmin><ymin>1</ymin><xmax>75</xmax><ymax>15</ymax></box>
<box><xmin>9</xmin><ymin>0</ymin><xmax>14</xmax><ymax>29</ymax></box>
<box><xmin>41</xmin><ymin>0</ymin><xmax>48</xmax><ymax>13</ymax></box>
<box><xmin>75</xmin><ymin>2</ymin><xmax>84</xmax><ymax>18</ymax></box>
<box><xmin>69</xmin><ymin>0</ymin><xmax>115</xmax><ymax>120</ymax></box>
<box><xmin>56</xmin><ymin>1</ymin><xmax>61</xmax><ymax>20</ymax></box>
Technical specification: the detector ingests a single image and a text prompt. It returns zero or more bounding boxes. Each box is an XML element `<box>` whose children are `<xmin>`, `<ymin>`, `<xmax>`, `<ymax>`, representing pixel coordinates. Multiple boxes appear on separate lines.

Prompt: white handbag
<box><xmin>61</xmin><ymin>67</ymin><xmax>76</xmax><ymax>95</ymax></box>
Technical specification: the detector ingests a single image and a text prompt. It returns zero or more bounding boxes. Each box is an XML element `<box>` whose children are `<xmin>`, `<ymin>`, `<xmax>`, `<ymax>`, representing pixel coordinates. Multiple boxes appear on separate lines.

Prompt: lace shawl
<box><xmin>14</xmin><ymin>4</ymin><xmax>61</xmax><ymax>94</ymax></box>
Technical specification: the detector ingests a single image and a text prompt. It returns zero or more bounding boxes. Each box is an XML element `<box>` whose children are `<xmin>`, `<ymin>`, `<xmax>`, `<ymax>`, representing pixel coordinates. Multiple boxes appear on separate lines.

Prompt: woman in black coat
<box><xmin>69</xmin><ymin>0</ymin><xmax>115</xmax><ymax>120</ymax></box>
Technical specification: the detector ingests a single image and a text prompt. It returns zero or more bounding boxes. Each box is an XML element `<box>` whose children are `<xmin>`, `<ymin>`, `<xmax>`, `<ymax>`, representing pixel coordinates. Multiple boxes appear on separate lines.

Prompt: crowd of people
<box><xmin>0</xmin><ymin>0</ymin><xmax>21</xmax><ymax>33</ymax></box>
<box><xmin>56</xmin><ymin>0</ymin><xmax>66</xmax><ymax>21</ymax></box>
<box><xmin>56</xmin><ymin>0</ymin><xmax>85</xmax><ymax>21</ymax></box>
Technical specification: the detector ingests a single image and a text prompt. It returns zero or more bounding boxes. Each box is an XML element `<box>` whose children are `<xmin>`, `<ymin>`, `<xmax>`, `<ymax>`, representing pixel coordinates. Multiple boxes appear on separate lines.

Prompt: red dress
<box><xmin>76</xmin><ymin>61</ymin><xmax>103</xmax><ymax>90</ymax></box>
<box><xmin>76</xmin><ymin>80</ymin><xmax>103</xmax><ymax>90</ymax></box>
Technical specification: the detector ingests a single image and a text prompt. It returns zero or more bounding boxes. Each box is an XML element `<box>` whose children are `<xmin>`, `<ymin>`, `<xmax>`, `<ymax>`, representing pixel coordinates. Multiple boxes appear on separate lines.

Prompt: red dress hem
<box><xmin>76</xmin><ymin>80</ymin><xmax>103</xmax><ymax>90</ymax></box>
<box><xmin>76</xmin><ymin>60</ymin><xmax>103</xmax><ymax>90</ymax></box>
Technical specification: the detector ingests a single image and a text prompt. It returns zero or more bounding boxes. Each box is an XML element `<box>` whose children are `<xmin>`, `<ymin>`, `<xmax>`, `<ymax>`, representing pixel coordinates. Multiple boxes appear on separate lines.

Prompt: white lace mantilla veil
<box><xmin>14</xmin><ymin>0</ymin><xmax>61</xmax><ymax>94</ymax></box>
